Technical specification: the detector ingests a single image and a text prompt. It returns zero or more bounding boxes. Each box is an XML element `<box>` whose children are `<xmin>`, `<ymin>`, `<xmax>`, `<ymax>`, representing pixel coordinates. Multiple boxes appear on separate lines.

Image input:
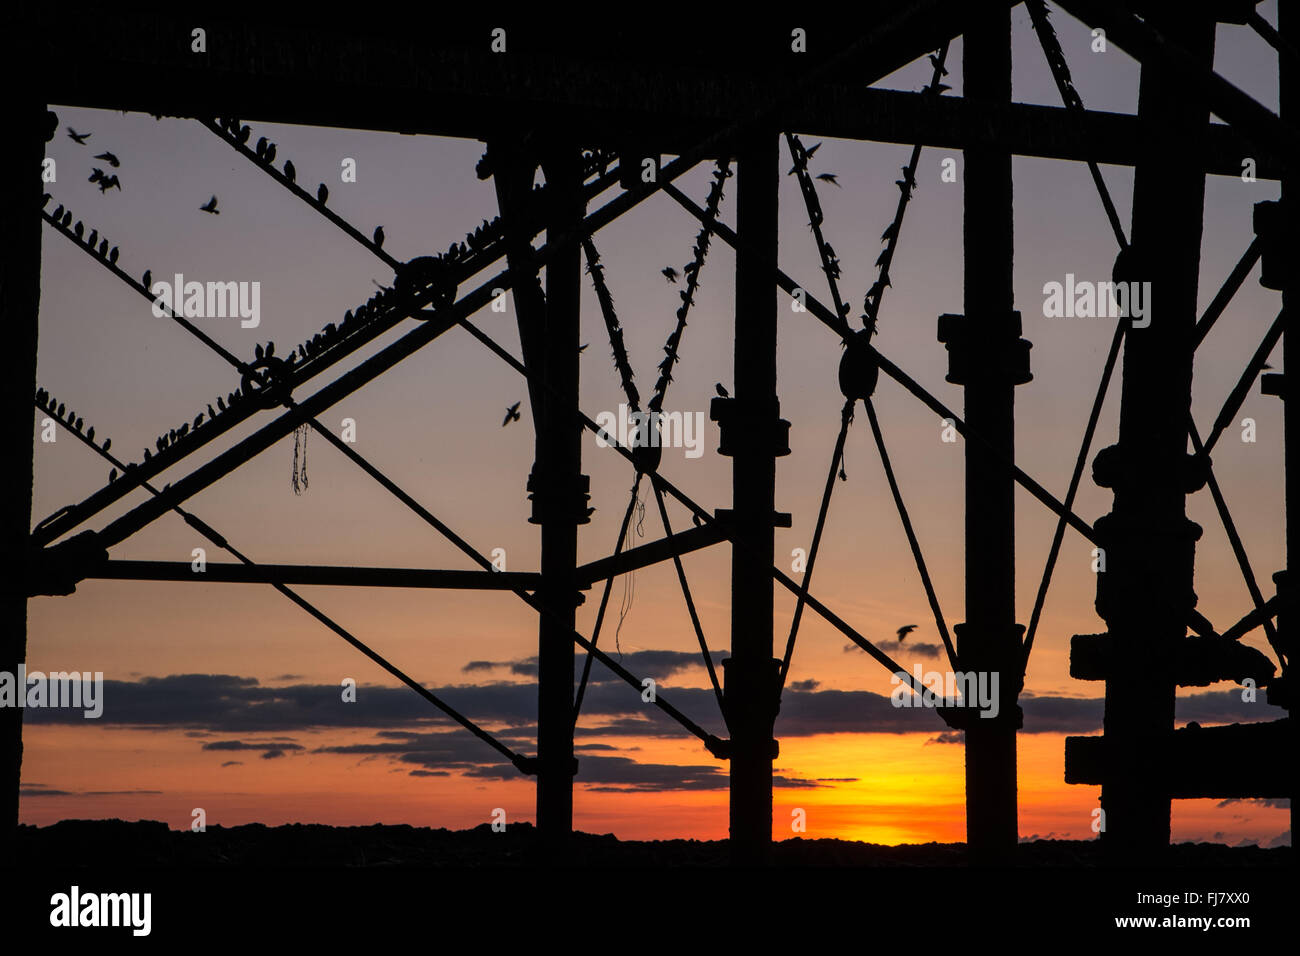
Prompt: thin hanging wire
<box><xmin>291</xmin><ymin>423</ymin><xmax>310</xmax><ymax>494</ymax></box>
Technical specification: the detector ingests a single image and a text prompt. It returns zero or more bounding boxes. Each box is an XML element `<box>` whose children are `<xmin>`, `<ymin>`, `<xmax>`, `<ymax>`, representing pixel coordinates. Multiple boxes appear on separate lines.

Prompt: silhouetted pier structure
<box><xmin>2</xmin><ymin>3</ymin><xmax>1293</xmax><ymax>864</ymax></box>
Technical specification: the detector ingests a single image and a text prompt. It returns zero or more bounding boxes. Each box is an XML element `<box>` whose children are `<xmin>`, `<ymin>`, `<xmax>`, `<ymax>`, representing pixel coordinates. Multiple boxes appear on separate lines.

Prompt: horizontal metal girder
<box><xmin>1065</xmin><ymin>719</ymin><xmax>1292</xmax><ymax>798</ymax></box>
<box><xmin>576</xmin><ymin>521</ymin><xmax>728</xmax><ymax>586</ymax></box>
<box><xmin>83</xmin><ymin>560</ymin><xmax>542</xmax><ymax>590</ymax></box>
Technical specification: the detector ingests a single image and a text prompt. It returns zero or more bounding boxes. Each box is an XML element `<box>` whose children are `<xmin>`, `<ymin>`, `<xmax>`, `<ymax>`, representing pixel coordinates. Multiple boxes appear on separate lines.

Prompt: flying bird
<box><xmin>502</xmin><ymin>402</ymin><xmax>522</xmax><ymax>427</ymax></box>
<box><xmin>815</xmin><ymin>173</ymin><xmax>840</xmax><ymax>187</ymax></box>
<box><xmin>94</xmin><ymin>151</ymin><xmax>120</xmax><ymax>167</ymax></box>
<box><xmin>88</xmin><ymin>168</ymin><xmax>104</xmax><ymax>184</ymax></box>
<box><xmin>896</xmin><ymin>624</ymin><xmax>919</xmax><ymax>642</ymax></box>
<box><xmin>928</xmin><ymin>53</ymin><xmax>949</xmax><ymax>76</ymax></box>
<box><xmin>786</xmin><ymin>140</ymin><xmax>823</xmax><ymax>174</ymax></box>
<box><xmin>578</xmin><ymin>343</ymin><xmax>588</xmax><ymax>353</ymax></box>
<box><xmin>98</xmin><ymin>173</ymin><xmax>121</xmax><ymax>193</ymax></box>
<box><xmin>67</xmin><ymin>127</ymin><xmax>90</xmax><ymax>145</ymax></box>
<box><xmin>200</xmin><ymin>195</ymin><xmax>219</xmax><ymax>214</ymax></box>
<box><xmin>662</xmin><ymin>266</ymin><xmax>679</xmax><ymax>283</ymax></box>
<box><xmin>715</xmin><ymin>383</ymin><xmax>730</xmax><ymax>398</ymax></box>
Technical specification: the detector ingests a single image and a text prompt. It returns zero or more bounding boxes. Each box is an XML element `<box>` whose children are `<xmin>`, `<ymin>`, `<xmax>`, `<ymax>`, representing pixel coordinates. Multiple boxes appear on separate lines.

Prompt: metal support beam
<box><xmin>533</xmin><ymin>143</ymin><xmax>586</xmax><ymax>849</ymax></box>
<box><xmin>576</xmin><ymin>522</ymin><xmax>727</xmax><ymax>586</ymax></box>
<box><xmin>953</xmin><ymin>6</ymin><xmax>1024</xmax><ymax>861</ymax></box>
<box><xmin>1277</xmin><ymin>0</ymin><xmax>1299</xmax><ymax>847</ymax></box>
<box><xmin>1093</xmin><ymin>7</ymin><xmax>1216</xmax><ymax>857</ymax></box>
<box><xmin>0</xmin><ymin>22</ymin><xmax>43</xmax><ymax>837</ymax></box>
<box><xmin>78</xmin><ymin>561</ymin><xmax>542</xmax><ymax>591</ymax></box>
<box><xmin>725</xmin><ymin>130</ymin><xmax>781</xmax><ymax>865</ymax></box>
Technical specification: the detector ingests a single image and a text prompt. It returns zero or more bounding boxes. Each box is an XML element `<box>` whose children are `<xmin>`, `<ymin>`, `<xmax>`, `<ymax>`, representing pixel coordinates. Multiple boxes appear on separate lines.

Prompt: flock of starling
<box><xmin>45</xmin><ymin>116</ymin><xmax>544</xmax><ymax>490</ymax></box>
<box><xmin>67</xmin><ymin>126</ymin><xmax>123</xmax><ymax>193</ymax></box>
<box><xmin>43</xmin><ymin>195</ymin><xmax>119</xmax><ymax>265</ymax></box>
<box><xmin>34</xmin><ymin>387</ymin><xmax>117</xmax><ymax>480</ymax></box>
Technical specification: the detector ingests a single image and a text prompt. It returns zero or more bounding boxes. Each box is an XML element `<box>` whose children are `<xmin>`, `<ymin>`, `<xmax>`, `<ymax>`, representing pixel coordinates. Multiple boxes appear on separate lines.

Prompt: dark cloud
<box><xmin>26</xmin><ymin>674</ymin><xmax>1285</xmax><ymax>739</ymax></box>
<box><xmin>1216</xmin><ymin>797</ymin><xmax>1290</xmax><ymax>809</ymax></box>
<box><xmin>463</xmin><ymin>650</ymin><xmax>727</xmax><ymax>686</ymax></box>
<box><xmin>201</xmin><ymin>740</ymin><xmax>305</xmax><ymax>755</ymax></box>
<box><xmin>21</xmin><ymin>784</ymin><xmax>163</xmax><ymax>797</ymax></box>
<box><xmin>926</xmin><ymin>731</ymin><xmax>964</xmax><ymax>745</ymax></box>
<box><xmin>220</xmin><ymin>761</ymin><xmax>242</xmax><ymax>767</ymax></box>
<box><xmin>1267</xmin><ymin>830</ymin><xmax>1291</xmax><ymax>848</ymax></box>
<box><xmin>789</xmin><ymin>679</ymin><xmax>820</xmax><ymax>692</ymax></box>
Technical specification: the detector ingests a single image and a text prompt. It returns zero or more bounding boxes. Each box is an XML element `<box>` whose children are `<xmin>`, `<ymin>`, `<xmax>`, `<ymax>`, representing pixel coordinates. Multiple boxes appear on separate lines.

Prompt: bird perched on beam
<box><xmin>502</xmin><ymin>402</ymin><xmax>522</xmax><ymax>427</ymax></box>
<box><xmin>317</xmin><ymin>183</ymin><xmax>329</xmax><ymax>205</ymax></box>
<box><xmin>715</xmin><ymin>383</ymin><xmax>730</xmax><ymax>398</ymax></box>
<box><xmin>374</xmin><ymin>226</ymin><xmax>385</xmax><ymax>248</ymax></box>
<box><xmin>284</xmin><ymin>160</ymin><xmax>296</xmax><ymax>183</ymax></box>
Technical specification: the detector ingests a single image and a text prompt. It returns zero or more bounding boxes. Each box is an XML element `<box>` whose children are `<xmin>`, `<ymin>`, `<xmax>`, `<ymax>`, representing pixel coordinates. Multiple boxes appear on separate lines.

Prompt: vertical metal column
<box><xmin>1094</xmin><ymin>8</ymin><xmax>1215</xmax><ymax>854</ymax></box>
<box><xmin>0</xmin><ymin>25</ymin><xmax>44</xmax><ymax>837</ymax></box>
<box><xmin>1276</xmin><ymin>1</ymin><xmax>1298</xmax><ymax>847</ymax></box>
<box><xmin>533</xmin><ymin>143</ymin><xmax>586</xmax><ymax>847</ymax></box>
<box><xmin>725</xmin><ymin>130</ymin><xmax>781</xmax><ymax>865</ymax></box>
<box><xmin>950</xmin><ymin>6</ymin><xmax>1026</xmax><ymax>860</ymax></box>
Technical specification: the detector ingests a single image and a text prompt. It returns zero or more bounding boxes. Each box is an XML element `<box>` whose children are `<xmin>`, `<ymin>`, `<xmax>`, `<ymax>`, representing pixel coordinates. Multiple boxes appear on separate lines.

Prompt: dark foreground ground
<box><xmin>4</xmin><ymin>820</ymin><xmax>1289</xmax><ymax>939</ymax></box>
<box><xmin>10</xmin><ymin>817</ymin><xmax>1291</xmax><ymax>867</ymax></box>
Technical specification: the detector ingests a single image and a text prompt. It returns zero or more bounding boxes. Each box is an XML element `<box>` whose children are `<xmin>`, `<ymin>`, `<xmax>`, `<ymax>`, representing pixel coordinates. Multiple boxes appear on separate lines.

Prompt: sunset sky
<box><xmin>22</xmin><ymin>5</ymin><xmax>1290</xmax><ymax>848</ymax></box>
